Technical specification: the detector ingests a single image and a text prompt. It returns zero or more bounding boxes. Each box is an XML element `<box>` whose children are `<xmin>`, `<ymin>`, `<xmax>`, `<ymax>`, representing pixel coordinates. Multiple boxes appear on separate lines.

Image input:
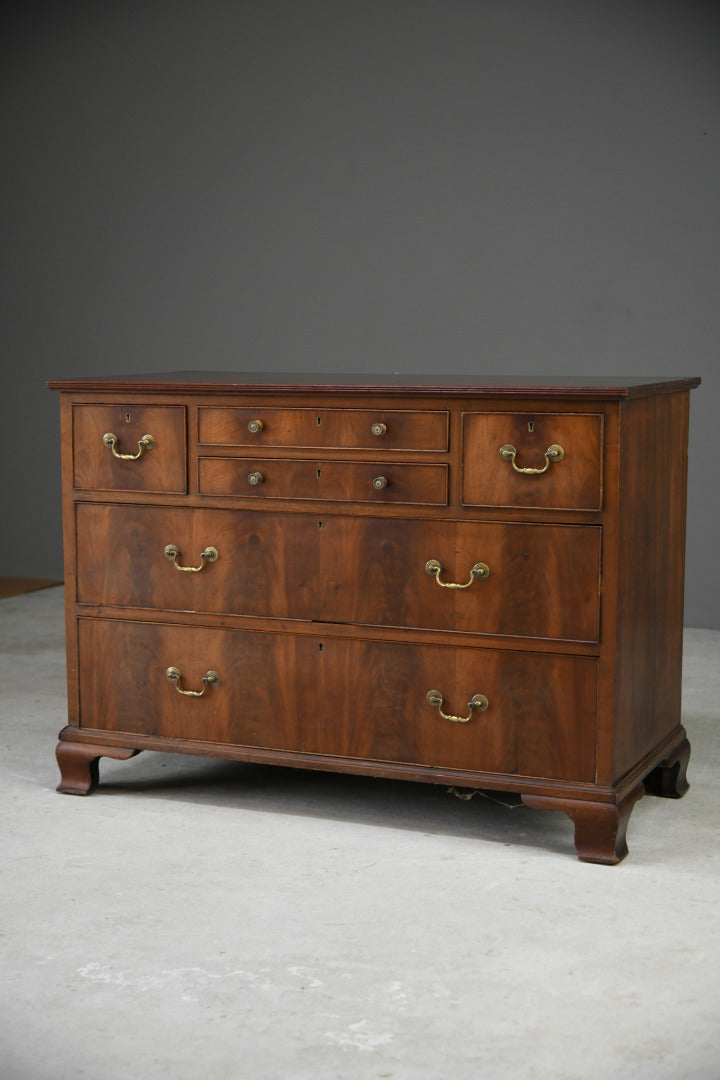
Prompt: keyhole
<box><xmin>318</xmin><ymin>642</ymin><xmax>323</xmax><ymax>652</ymax></box>
<box><xmin>316</xmin><ymin>416</ymin><xmax>322</xmax><ymax>426</ymax></box>
<box><xmin>317</xmin><ymin>521</ymin><xmax>323</xmax><ymax>530</ymax></box>
<box><xmin>124</xmin><ymin>413</ymin><xmax>132</xmax><ymax>423</ymax></box>
<box><xmin>316</xmin><ymin>468</ymin><xmax>322</xmax><ymax>479</ymax></box>
<box><xmin>528</xmin><ymin>420</ymin><xmax>535</xmax><ymax>432</ymax></box>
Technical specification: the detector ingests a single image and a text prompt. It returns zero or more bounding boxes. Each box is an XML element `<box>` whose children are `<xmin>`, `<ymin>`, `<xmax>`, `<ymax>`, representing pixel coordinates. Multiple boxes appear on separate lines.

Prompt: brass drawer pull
<box><xmin>163</xmin><ymin>544</ymin><xmax>218</xmax><ymax>573</ymax></box>
<box><xmin>499</xmin><ymin>443</ymin><xmax>564</xmax><ymax>475</ymax></box>
<box><xmin>372</xmin><ymin>475</ymin><xmax>388</xmax><ymax>490</ymax></box>
<box><xmin>371</xmin><ymin>422</ymin><xmax>387</xmax><ymax>436</ymax></box>
<box><xmin>247</xmin><ymin>471</ymin><xmax>264</xmax><ymax>486</ymax></box>
<box><xmin>426</xmin><ymin>690</ymin><xmax>489</xmax><ymax>723</ymax></box>
<box><xmin>166</xmin><ymin>667</ymin><xmax>220</xmax><ymax>697</ymax></box>
<box><xmin>102</xmin><ymin>432</ymin><xmax>154</xmax><ymax>460</ymax></box>
<box><xmin>426</xmin><ymin>558</ymin><xmax>489</xmax><ymax>588</ymax></box>
<box><xmin>248</xmin><ymin>419</ymin><xmax>264</xmax><ymax>433</ymax></box>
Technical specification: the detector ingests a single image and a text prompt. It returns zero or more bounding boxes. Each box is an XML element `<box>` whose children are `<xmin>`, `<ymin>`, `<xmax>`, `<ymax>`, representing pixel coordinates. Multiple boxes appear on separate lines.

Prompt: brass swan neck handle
<box><xmin>426</xmin><ymin>559</ymin><xmax>489</xmax><ymax>589</ymax></box>
<box><xmin>166</xmin><ymin>667</ymin><xmax>220</xmax><ymax>697</ymax></box>
<box><xmin>103</xmin><ymin>432</ymin><xmax>155</xmax><ymax>460</ymax></box>
<box><xmin>426</xmin><ymin>690</ymin><xmax>489</xmax><ymax>723</ymax></box>
<box><xmin>163</xmin><ymin>544</ymin><xmax>218</xmax><ymax>573</ymax></box>
<box><xmin>499</xmin><ymin>443</ymin><xmax>564</xmax><ymax>475</ymax></box>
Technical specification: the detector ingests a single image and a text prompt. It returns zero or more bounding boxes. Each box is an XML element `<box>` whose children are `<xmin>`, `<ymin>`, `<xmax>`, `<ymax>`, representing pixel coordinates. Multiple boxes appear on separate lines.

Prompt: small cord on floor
<box><xmin>446</xmin><ymin>786</ymin><xmax>523</xmax><ymax>809</ymax></box>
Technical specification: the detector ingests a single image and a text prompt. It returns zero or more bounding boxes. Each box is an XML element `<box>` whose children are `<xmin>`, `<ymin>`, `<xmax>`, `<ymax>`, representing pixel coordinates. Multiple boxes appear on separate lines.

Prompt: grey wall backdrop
<box><xmin>2</xmin><ymin>0</ymin><xmax>718</xmax><ymax>627</ymax></box>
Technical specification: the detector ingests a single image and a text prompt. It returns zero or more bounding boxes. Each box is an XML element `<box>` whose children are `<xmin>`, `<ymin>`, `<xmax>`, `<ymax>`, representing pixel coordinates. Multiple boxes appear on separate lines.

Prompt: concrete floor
<box><xmin>1</xmin><ymin>586</ymin><xmax>719</xmax><ymax>1080</ymax></box>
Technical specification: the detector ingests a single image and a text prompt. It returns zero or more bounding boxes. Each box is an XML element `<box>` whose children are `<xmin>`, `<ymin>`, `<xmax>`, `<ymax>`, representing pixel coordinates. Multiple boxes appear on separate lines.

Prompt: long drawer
<box><xmin>198</xmin><ymin>407</ymin><xmax>449</xmax><ymax>450</ymax></box>
<box><xmin>77</xmin><ymin>618</ymin><xmax>597</xmax><ymax>781</ymax></box>
<box><xmin>76</xmin><ymin>504</ymin><xmax>602</xmax><ymax>642</ymax></box>
<box><xmin>198</xmin><ymin>456</ymin><xmax>449</xmax><ymax>505</ymax></box>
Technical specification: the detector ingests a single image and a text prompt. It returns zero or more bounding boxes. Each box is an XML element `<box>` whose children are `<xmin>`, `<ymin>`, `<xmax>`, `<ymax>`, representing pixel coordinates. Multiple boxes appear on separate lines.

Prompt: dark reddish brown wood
<box><xmin>48</xmin><ymin>375</ymin><xmax>699</xmax><ymax>861</ymax></box>
<box><xmin>76</xmin><ymin>617</ymin><xmax>596</xmax><ymax>780</ymax></box>
<box><xmin>47</xmin><ymin>372</ymin><xmax>701</xmax><ymax>398</ymax></box>
<box><xmin>72</xmin><ymin>404</ymin><xmax>187</xmax><ymax>493</ymax></box>
<box><xmin>611</xmin><ymin>392</ymin><xmax>691</xmax><ymax>782</ymax></box>
<box><xmin>644</xmin><ymin>736</ymin><xmax>691</xmax><ymax>798</ymax></box>
<box><xmin>324</xmin><ymin>516</ymin><xmax>601</xmax><ymax>641</ymax></box>
<box><xmin>56</xmin><ymin>739</ymin><xmax>140</xmax><ymax>795</ymax></box>
<box><xmin>198</xmin><ymin>456</ymin><xmax>448</xmax><ymax>505</ymax></box>
<box><xmin>76</xmin><ymin>504</ymin><xmax>600</xmax><ymax>642</ymax></box>
<box><xmin>522</xmin><ymin>784</ymin><xmax>644</xmax><ymax>864</ymax></box>
<box><xmin>462</xmin><ymin>411</ymin><xmax>603</xmax><ymax>510</ymax></box>
<box><xmin>198</xmin><ymin>406</ymin><xmax>449</xmax><ymax>450</ymax></box>
<box><xmin>75</xmin><ymin>503</ymin><xmax>317</xmax><ymax>620</ymax></box>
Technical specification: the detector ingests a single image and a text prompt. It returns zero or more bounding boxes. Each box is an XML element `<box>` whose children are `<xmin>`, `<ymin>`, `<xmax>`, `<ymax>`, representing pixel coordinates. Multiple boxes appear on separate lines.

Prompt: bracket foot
<box><xmin>644</xmin><ymin>736</ymin><xmax>690</xmax><ymax>799</ymax></box>
<box><xmin>56</xmin><ymin>741</ymin><xmax>141</xmax><ymax>795</ymax></box>
<box><xmin>522</xmin><ymin>784</ymin><xmax>644</xmax><ymax>864</ymax></box>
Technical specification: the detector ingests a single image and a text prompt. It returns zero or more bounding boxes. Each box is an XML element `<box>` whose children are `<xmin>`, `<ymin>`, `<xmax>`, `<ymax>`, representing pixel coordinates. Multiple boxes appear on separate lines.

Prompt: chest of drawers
<box><xmin>48</xmin><ymin>373</ymin><xmax>700</xmax><ymax>863</ymax></box>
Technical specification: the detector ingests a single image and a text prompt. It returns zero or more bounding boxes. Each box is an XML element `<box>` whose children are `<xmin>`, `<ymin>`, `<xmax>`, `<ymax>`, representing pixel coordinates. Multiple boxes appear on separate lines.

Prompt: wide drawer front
<box><xmin>198</xmin><ymin>407</ymin><xmax>449</xmax><ymax>451</ymax></box>
<box><xmin>198</xmin><ymin>457</ymin><xmax>448</xmax><ymax>505</ymax></box>
<box><xmin>78</xmin><ymin>619</ymin><xmax>597</xmax><ymax>782</ymax></box>
<box><xmin>72</xmin><ymin>405</ymin><xmax>187</xmax><ymax>493</ymax></box>
<box><xmin>463</xmin><ymin>412</ymin><xmax>603</xmax><ymax>510</ymax></box>
<box><xmin>76</xmin><ymin>505</ymin><xmax>601</xmax><ymax>642</ymax></box>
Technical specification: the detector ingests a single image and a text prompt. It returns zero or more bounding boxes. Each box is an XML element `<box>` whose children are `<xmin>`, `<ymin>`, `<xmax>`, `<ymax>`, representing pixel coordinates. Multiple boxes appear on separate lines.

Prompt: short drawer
<box><xmin>199</xmin><ymin>457</ymin><xmax>448</xmax><ymax>506</ymax></box>
<box><xmin>198</xmin><ymin>407</ymin><xmax>449</xmax><ymax>451</ymax></box>
<box><xmin>77</xmin><ymin>618</ymin><xmax>597</xmax><ymax>782</ymax></box>
<box><xmin>72</xmin><ymin>405</ymin><xmax>186</xmax><ymax>493</ymax></box>
<box><xmin>76</xmin><ymin>505</ymin><xmax>600</xmax><ymax>642</ymax></box>
<box><xmin>463</xmin><ymin>412</ymin><xmax>603</xmax><ymax>510</ymax></box>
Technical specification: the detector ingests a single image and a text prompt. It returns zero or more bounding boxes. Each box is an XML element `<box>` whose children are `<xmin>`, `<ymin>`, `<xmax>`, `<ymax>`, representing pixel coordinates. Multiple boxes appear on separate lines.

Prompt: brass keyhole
<box><xmin>528</xmin><ymin>420</ymin><xmax>534</xmax><ymax>432</ymax></box>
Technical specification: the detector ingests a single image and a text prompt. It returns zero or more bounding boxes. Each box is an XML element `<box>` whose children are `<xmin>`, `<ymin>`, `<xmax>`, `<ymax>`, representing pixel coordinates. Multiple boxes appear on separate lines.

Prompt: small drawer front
<box><xmin>198</xmin><ymin>407</ymin><xmax>448</xmax><ymax>451</ymax></box>
<box><xmin>463</xmin><ymin>412</ymin><xmax>603</xmax><ymax>510</ymax></box>
<box><xmin>199</xmin><ymin>457</ymin><xmax>448</xmax><ymax>506</ymax></box>
<box><xmin>77</xmin><ymin>619</ymin><xmax>596</xmax><ymax>782</ymax></box>
<box><xmin>72</xmin><ymin>405</ymin><xmax>186</xmax><ymax>493</ymax></box>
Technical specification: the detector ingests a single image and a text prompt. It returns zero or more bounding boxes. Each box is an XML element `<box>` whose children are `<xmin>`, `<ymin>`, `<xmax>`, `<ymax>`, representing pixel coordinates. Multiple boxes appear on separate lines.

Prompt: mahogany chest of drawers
<box><xmin>48</xmin><ymin>373</ymin><xmax>700</xmax><ymax>863</ymax></box>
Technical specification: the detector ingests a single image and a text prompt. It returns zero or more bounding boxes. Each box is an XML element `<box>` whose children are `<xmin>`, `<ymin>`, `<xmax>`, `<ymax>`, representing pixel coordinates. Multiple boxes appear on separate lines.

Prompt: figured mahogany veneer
<box><xmin>198</xmin><ymin>406</ymin><xmax>449</xmax><ymax>450</ymax></box>
<box><xmin>463</xmin><ymin>411</ymin><xmax>603</xmax><ymax>510</ymax></box>
<box><xmin>72</xmin><ymin>404</ymin><xmax>187</xmax><ymax>494</ymax></box>
<box><xmin>48</xmin><ymin>373</ymin><xmax>700</xmax><ymax>863</ymax></box>
<box><xmin>76</xmin><ymin>504</ymin><xmax>601</xmax><ymax>641</ymax></box>
<box><xmin>198</xmin><ymin>456</ymin><xmax>449</xmax><ymax>505</ymax></box>
<box><xmin>76</xmin><ymin>617</ymin><xmax>597</xmax><ymax>779</ymax></box>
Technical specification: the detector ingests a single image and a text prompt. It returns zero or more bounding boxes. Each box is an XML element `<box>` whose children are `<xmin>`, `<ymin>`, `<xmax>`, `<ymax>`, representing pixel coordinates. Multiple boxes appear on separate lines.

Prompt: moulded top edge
<box><xmin>46</xmin><ymin>372</ymin><xmax>702</xmax><ymax>398</ymax></box>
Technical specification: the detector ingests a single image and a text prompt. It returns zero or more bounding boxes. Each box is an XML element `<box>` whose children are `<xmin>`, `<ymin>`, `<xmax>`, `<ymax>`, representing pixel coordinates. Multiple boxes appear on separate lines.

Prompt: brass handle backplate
<box><xmin>164</xmin><ymin>544</ymin><xmax>218</xmax><ymax>573</ymax></box>
<box><xmin>371</xmin><ymin>422</ymin><xmax>387</xmax><ymax>437</ymax></box>
<box><xmin>499</xmin><ymin>443</ymin><xmax>564</xmax><ymax>475</ymax></box>
<box><xmin>103</xmin><ymin>432</ymin><xmax>154</xmax><ymax>460</ymax></box>
<box><xmin>426</xmin><ymin>559</ymin><xmax>489</xmax><ymax>588</ymax></box>
<box><xmin>426</xmin><ymin>690</ymin><xmax>489</xmax><ymax>723</ymax></box>
<box><xmin>166</xmin><ymin>667</ymin><xmax>220</xmax><ymax>697</ymax></box>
